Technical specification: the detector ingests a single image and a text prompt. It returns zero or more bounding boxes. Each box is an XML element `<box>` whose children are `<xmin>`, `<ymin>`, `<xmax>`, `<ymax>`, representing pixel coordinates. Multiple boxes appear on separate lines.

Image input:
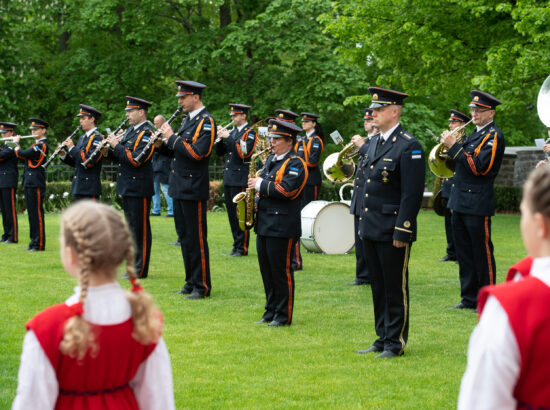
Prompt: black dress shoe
<box><xmin>254</xmin><ymin>318</ymin><xmax>270</xmax><ymax>324</ymax></box>
<box><xmin>438</xmin><ymin>254</ymin><xmax>457</xmax><ymax>262</ymax></box>
<box><xmin>177</xmin><ymin>288</ymin><xmax>192</xmax><ymax>295</ymax></box>
<box><xmin>187</xmin><ymin>292</ymin><xmax>206</xmax><ymax>300</ymax></box>
<box><xmin>268</xmin><ymin>320</ymin><xmax>286</xmax><ymax>327</ymax></box>
<box><xmin>376</xmin><ymin>350</ymin><xmax>400</xmax><ymax>359</ymax></box>
<box><xmin>357</xmin><ymin>345</ymin><xmax>383</xmax><ymax>354</ymax></box>
<box><xmin>151</xmin><ymin>213</ymin><xmax>161</xmax><ymax>216</ymax></box>
<box><xmin>169</xmin><ymin>241</ymin><xmax>181</xmax><ymax>246</ymax></box>
<box><xmin>165</xmin><ymin>214</ymin><xmax>174</xmax><ymax>218</ymax></box>
<box><xmin>28</xmin><ymin>248</ymin><xmax>38</xmax><ymax>252</ymax></box>
<box><xmin>231</xmin><ymin>251</ymin><xmax>245</xmax><ymax>257</ymax></box>
<box><xmin>449</xmin><ymin>302</ymin><xmax>476</xmax><ymax>310</ymax></box>
<box><xmin>3</xmin><ymin>239</ymin><xmax>15</xmax><ymax>244</ymax></box>
<box><xmin>346</xmin><ymin>280</ymin><xmax>370</xmax><ymax>286</ymax></box>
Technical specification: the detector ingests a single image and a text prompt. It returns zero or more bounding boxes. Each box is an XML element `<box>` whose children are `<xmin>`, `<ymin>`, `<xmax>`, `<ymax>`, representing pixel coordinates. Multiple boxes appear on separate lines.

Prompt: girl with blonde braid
<box><xmin>12</xmin><ymin>201</ymin><xmax>174</xmax><ymax>410</ymax></box>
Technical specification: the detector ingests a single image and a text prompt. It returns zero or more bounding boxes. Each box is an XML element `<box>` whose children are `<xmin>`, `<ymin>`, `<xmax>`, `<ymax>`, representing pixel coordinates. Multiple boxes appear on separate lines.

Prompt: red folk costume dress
<box><xmin>12</xmin><ymin>283</ymin><xmax>175</xmax><ymax>410</ymax></box>
<box><xmin>458</xmin><ymin>257</ymin><xmax>550</xmax><ymax>410</ymax></box>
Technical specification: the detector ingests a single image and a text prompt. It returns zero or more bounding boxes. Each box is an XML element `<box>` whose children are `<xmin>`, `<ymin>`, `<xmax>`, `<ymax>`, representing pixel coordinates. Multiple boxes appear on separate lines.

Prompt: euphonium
<box><xmin>322</xmin><ymin>140</ymin><xmax>361</xmax><ymax>183</ymax></box>
<box><xmin>428</xmin><ymin>119</ymin><xmax>473</xmax><ymax>178</ymax></box>
<box><xmin>233</xmin><ymin>145</ymin><xmax>272</xmax><ymax>231</ymax></box>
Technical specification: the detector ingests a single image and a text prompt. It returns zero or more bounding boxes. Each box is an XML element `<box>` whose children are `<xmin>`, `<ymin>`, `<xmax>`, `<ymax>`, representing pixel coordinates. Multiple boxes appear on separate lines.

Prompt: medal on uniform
<box><xmin>382</xmin><ymin>169</ymin><xmax>389</xmax><ymax>183</ymax></box>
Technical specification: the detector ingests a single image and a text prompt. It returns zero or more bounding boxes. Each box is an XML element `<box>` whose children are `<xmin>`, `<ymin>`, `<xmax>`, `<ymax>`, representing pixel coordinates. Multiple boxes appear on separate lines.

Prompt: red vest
<box><xmin>479</xmin><ymin>277</ymin><xmax>550</xmax><ymax>408</ymax></box>
<box><xmin>505</xmin><ymin>256</ymin><xmax>533</xmax><ymax>282</ymax></box>
<box><xmin>26</xmin><ymin>303</ymin><xmax>158</xmax><ymax>410</ymax></box>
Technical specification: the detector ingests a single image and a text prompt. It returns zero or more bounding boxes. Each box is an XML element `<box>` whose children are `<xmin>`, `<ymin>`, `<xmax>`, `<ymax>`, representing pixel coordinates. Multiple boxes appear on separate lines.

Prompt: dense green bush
<box><xmin>494</xmin><ymin>185</ymin><xmax>522</xmax><ymax>213</ymax></box>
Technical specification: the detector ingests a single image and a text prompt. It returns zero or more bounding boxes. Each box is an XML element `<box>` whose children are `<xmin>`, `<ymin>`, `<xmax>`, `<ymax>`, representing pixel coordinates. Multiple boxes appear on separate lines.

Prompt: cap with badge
<box><xmin>368</xmin><ymin>87</ymin><xmax>409</xmax><ymax>109</ymax></box>
<box><xmin>176</xmin><ymin>80</ymin><xmax>207</xmax><ymax>97</ymax></box>
<box><xmin>274</xmin><ymin>109</ymin><xmax>299</xmax><ymax>124</ymax></box>
<box><xmin>364</xmin><ymin>108</ymin><xmax>374</xmax><ymax>120</ymax></box>
<box><xmin>269</xmin><ymin>119</ymin><xmax>302</xmax><ymax>139</ymax></box>
<box><xmin>229</xmin><ymin>104</ymin><xmax>251</xmax><ymax>116</ymax></box>
<box><xmin>448</xmin><ymin>109</ymin><xmax>470</xmax><ymax>123</ymax></box>
<box><xmin>77</xmin><ymin>104</ymin><xmax>102</xmax><ymax>119</ymax></box>
<box><xmin>301</xmin><ymin>112</ymin><xmax>319</xmax><ymax>122</ymax></box>
<box><xmin>469</xmin><ymin>90</ymin><xmax>502</xmax><ymax>110</ymax></box>
<box><xmin>28</xmin><ymin>118</ymin><xmax>49</xmax><ymax>129</ymax></box>
<box><xmin>0</xmin><ymin>122</ymin><xmax>17</xmax><ymax>133</ymax></box>
<box><xmin>125</xmin><ymin>96</ymin><xmax>152</xmax><ymax>111</ymax></box>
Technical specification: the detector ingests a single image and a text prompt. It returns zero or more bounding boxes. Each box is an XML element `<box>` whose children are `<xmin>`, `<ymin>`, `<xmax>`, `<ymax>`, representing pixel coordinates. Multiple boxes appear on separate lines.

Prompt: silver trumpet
<box><xmin>214</xmin><ymin>120</ymin><xmax>235</xmax><ymax>143</ymax></box>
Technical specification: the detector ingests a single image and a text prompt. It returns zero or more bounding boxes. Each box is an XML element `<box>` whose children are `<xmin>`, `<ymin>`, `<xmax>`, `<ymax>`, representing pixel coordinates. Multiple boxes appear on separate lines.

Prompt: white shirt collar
<box><xmin>275</xmin><ymin>149</ymin><xmax>291</xmax><ymax>160</ymax></box>
<box><xmin>529</xmin><ymin>257</ymin><xmax>550</xmax><ymax>287</ymax></box>
<box><xmin>85</xmin><ymin>127</ymin><xmax>97</xmax><ymax>137</ymax></box>
<box><xmin>381</xmin><ymin>122</ymin><xmax>400</xmax><ymax>141</ymax></box>
<box><xmin>306</xmin><ymin>130</ymin><xmax>315</xmax><ymax>138</ymax></box>
<box><xmin>476</xmin><ymin>121</ymin><xmax>493</xmax><ymax>132</ymax></box>
<box><xmin>188</xmin><ymin>106</ymin><xmax>205</xmax><ymax>120</ymax></box>
<box><xmin>133</xmin><ymin>121</ymin><xmax>146</xmax><ymax>130</ymax></box>
<box><xmin>237</xmin><ymin>122</ymin><xmax>248</xmax><ymax>132</ymax></box>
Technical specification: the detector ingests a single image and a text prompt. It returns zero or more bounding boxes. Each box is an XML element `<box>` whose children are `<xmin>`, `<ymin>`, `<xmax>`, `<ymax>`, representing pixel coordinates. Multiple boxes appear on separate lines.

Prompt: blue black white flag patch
<box><xmin>411</xmin><ymin>150</ymin><xmax>422</xmax><ymax>159</ymax></box>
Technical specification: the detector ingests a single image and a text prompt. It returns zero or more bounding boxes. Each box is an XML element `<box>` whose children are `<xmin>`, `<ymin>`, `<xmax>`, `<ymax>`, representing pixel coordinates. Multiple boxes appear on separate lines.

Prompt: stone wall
<box><xmin>495</xmin><ymin>147</ymin><xmax>544</xmax><ymax>187</ymax></box>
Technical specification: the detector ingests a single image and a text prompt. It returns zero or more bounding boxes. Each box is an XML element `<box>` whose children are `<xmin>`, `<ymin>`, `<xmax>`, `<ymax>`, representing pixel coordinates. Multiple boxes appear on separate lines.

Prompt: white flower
<box><xmin>110</xmin><ymin>183</ymin><xmax>114</xmax><ymax>188</ymax></box>
<box><xmin>49</xmin><ymin>194</ymin><xmax>54</xmax><ymax>200</ymax></box>
<box><xmin>63</xmin><ymin>192</ymin><xmax>69</xmax><ymax>198</ymax></box>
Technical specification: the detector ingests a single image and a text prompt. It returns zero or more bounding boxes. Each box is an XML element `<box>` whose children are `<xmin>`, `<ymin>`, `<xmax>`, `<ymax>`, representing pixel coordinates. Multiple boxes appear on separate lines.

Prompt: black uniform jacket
<box><xmin>160</xmin><ymin>108</ymin><xmax>216</xmax><ymax>201</ymax></box>
<box><xmin>254</xmin><ymin>151</ymin><xmax>308</xmax><ymax>238</ymax></box>
<box><xmin>111</xmin><ymin>123</ymin><xmax>154</xmax><ymax>197</ymax></box>
<box><xmin>446</xmin><ymin>121</ymin><xmax>505</xmax><ymax>217</ymax></box>
<box><xmin>440</xmin><ymin>177</ymin><xmax>453</xmax><ymax>199</ymax></box>
<box><xmin>358</xmin><ymin>125</ymin><xmax>425</xmax><ymax>243</ymax></box>
<box><xmin>62</xmin><ymin>129</ymin><xmax>104</xmax><ymax>196</ymax></box>
<box><xmin>295</xmin><ymin>132</ymin><xmax>323</xmax><ymax>186</ymax></box>
<box><xmin>349</xmin><ymin>137</ymin><xmax>371</xmax><ymax>216</ymax></box>
<box><xmin>152</xmin><ymin>152</ymin><xmax>171</xmax><ymax>185</ymax></box>
<box><xmin>16</xmin><ymin>138</ymin><xmax>49</xmax><ymax>188</ymax></box>
<box><xmin>215</xmin><ymin>124</ymin><xmax>257</xmax><ymax>187</ymax></box>
<box><xmin>0</xmin><ymin>145</ymin><xmax>19</xmax><ymax>188</ymax></box>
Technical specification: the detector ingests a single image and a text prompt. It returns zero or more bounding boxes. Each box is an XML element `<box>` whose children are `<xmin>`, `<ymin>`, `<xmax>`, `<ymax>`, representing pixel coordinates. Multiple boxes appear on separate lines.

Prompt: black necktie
<box><xmin>375</xmin><ymin>134</ymin><xmax>384</xmax><ymax>155</ymax></box>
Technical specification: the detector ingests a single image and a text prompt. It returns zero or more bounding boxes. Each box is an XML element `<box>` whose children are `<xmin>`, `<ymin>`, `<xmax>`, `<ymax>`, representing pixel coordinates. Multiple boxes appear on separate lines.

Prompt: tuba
<box><xmin>322</xmin><ymin>140</ymin><xmax>361</xmax><ymax>183</ymax></box>
<box><xmin>233</xmin><ymin>144</ymin><xmax>272</xmax><ymax>231</ymax></box>
<box><xmin>428</xmin><ymin>119</ymin><xmax>472</xmax><ymax>178</ymax></box>
<box><xmin>537</xmin><ymin>74</ymin><xmax>550</xmax><ymax>162</ymax></box>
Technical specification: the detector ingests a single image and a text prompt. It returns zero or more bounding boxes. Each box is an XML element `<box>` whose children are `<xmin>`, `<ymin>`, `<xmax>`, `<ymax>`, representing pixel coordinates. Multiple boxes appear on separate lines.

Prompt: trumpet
<box><xmin>214</xmin><ymin>121</ymin><xmax>235</xmax><ymax>144</ymax></box>
<box><xmin>135</xmin><ymin>106</ymin><xmax>183</xmax><ymax>164</ymax></box>
<box><xmin>82</xmin><ymin>118</ymin><xmax>128</xmax><ymax>167</ymax></box>
<box><xmin>428</xmin><ymin>119</ymin><xmax>473</xmax><ymax>178</ymax></box>
<box><xmin>42</xmin><ymin>126</ymin><xmax>82</xmax><ymax>169</ymax></box>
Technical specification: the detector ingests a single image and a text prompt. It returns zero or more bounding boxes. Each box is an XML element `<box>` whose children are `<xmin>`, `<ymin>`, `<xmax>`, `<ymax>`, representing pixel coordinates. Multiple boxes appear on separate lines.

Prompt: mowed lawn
<box><xmin>0</xmin><ymin>209</ymin><xmax>525</xmax><ymax>409</ymax></box>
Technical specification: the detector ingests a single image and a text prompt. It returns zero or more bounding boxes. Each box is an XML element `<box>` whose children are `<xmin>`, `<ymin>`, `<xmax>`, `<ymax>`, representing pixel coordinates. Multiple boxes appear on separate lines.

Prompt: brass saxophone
<box><xmin>233</xmin><ymin>145</ymin><xmax>272</xmax><ymax>231</ymax></box>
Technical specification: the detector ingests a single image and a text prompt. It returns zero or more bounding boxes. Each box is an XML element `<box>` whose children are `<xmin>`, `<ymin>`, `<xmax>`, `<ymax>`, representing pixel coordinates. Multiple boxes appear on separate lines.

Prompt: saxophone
<box><xmin>233</xmin><ymin>145</ymin><xmax>272</xmax><ymax>231</ymax></box>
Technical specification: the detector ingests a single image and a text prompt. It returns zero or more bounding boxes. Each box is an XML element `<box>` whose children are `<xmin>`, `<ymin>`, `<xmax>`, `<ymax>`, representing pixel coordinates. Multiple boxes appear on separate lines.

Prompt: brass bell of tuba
<box><xmin>428</xmin><ymin>119</ymin><xmax>472</xmax><ymax>178</ymax></box>
<box><xmin>322</xmin><ymin>140</ymin><xmax>360</xmax><ymax>183</ymax></box>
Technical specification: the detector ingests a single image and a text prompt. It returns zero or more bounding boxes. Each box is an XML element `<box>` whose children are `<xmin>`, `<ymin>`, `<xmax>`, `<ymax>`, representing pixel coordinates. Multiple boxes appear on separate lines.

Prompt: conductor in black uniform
<box><xmin>157</xmin><ymin>80</ymin><xmax>216</xmax><ymax>299</ymax></box>
<box><xmin>437</xmin><ymin>110</ymin><xmax>471</xmax><ymax>263</ymax></box>
<box><xmin>356</xmin><ymin>88</ymin><xmax>425</xmax><ymax>358</ymax></box>
<box><xmin>14</xmin><ymin>118</ymin><xmax>50</xmax><ymax>252</ymax></box>
<box><xmin>248</xmin><ymin>119</ymin><xmax>308</xmax><ymax>327</ymax></box>
<box><xmin>59</xmin><ymin>104</ymin><xmax>104</xmax><ymax>201</ymax></box>
<box><xmin>215</xmin><ymin>103</ymin><xmax>257</xmax><ymax>257</ymax></box>
<box><xmin>347</xmin><ymin>108</ymin><xmax>378</xmax><ymax>286</ymax></box>
<box><xmin>0</xmin><ymin>122</ymin><xmax>19</xmax><ymax>244</ymax></box>
<box><xmin>441</xmin><ymin>90</ymin><xmax>505</xmax><ymax>310</ymax></box>
<box><xmin>106</xmin><ymin>96</ymin><xmax>154</xmax><ymax>278</ymax></box>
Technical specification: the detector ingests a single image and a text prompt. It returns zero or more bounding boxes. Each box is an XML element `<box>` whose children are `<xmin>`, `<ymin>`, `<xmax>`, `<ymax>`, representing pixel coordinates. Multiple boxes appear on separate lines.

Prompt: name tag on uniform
<box><xmin>411</xmin><ymin>150</ymin><xmax>422</xmax><ymax>159</ymax></box>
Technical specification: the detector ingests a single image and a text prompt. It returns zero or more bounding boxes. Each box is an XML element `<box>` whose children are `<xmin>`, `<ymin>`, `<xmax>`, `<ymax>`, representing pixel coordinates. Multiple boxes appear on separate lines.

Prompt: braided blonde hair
<box><xmin>524</xmin><ymin>166</ymin><xmax>550</xmax><ymax>218</ymax></box>
<box><xmin>59</xmin><ymin>201</ymin><xmax>162</xmax><ymax>360</ymax></box>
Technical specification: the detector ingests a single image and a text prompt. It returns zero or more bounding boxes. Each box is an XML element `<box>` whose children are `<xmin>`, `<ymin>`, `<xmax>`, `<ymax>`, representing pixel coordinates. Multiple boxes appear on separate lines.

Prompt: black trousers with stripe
<box><xmin>0</xmin><ymin>187</ymin><xmax>18</xmax><ymax>242</ymax></box>
<box><xmin>24</xmin><ymin>187</ymin><xmax>45</xmax><ymax>250</ymax></box>
<box><xmin>223</xmin><ymin>185</ymin><xmax>250</xmax><ymax>255</ymax></box>
<box><xmin>257</xmin><ymin>235</ymin><xmax>296</xmax><ymax>325</ymax></box>
<box><xmin>354</xmin><ymin>216</ymin><xmax>369</xmax><ymax>283</ymax></box>
<box><xmin>362</xmin><ymin>239</ymin><xmax>410</xmax><ymax>355</ymax></box>
<box><xmin>122</xmin><ymin>196</ymin><xmax>151</xmax><ymax>278</ymax></box>
<box><xmin>174</xmin><ymin>198</ymin><xmax>211</xmax><ymax>296</ymax></box>
<box><xmin>451</xmin><ymin>211</ymin><xmax>496</xmax><ymax>307</ymax></box>
<box><xmin>444</xmin><ymin>207</ymin><xmax>456</xmax><ymax>258</ymax></box>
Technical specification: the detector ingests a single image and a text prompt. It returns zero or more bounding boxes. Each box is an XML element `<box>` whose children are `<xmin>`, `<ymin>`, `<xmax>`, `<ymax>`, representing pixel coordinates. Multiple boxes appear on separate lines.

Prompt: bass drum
<box><xmin>301</xmin><ymin>200</ymin><xmax>355</xmax><ymax>254</ymax></box>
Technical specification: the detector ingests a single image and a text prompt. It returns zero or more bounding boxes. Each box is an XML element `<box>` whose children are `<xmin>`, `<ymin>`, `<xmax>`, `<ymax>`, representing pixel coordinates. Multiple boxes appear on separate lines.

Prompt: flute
<box><xmin>82</xmin><ymin>118</ymin><xmax>128</xmax><ymax>167</ymax></box>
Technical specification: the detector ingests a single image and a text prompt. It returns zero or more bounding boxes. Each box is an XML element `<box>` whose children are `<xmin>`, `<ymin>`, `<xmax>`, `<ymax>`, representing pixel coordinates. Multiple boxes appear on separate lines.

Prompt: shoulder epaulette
<box><xmin>202</xmin><ymin>113</ymin><xmax>210</xmax><ymax>118</ymax></box>
<box><xmin>399</xmin><ymin>131</ymin><xmax>412</xmax><ymax>140</ymax></box>
<box><xmin>489</xmin><ymin>127</ymin><xmax>495</xmax><ymax>133</ymax></box>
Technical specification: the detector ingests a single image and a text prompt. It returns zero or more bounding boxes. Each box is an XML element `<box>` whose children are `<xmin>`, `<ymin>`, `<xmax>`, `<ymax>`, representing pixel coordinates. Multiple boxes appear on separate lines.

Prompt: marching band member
<box><xmin>157</xmin><ymin>81</ymin><xmax>216</xmax><ymax>299</ymax></box>
<box><xmin>248</xmin><ymin>119</ymin><xmax>308</xmax><ymax>327</ymax></box>
<box><xmin>356</xmin><ymin>88</ymin><xmax>425</xmax><ymax>358</ymax></box>
<box><xmin>296</xmin><ymin>112</ymin><xmax>324</xmax><ymax>205</ymax></box>
<box><xmin>437</xmin><ymin>109</ymin><xmax>470</xmax><ymax>263</ymax></box>
<box><xmin>14</xmin><ymin>118</ymin><xmax>49</xmax><ymax>252</ymax></box>
<box><xmin>347</xmin><ymin>108</ymin><xmax>377</xmax><ymax>286</ymax></box>
<box><xmin>59</xmin><ymin>104</ymin><xmax>104</xmax><ymax>201</ymax></box>
<box><xmin>215</xmin><ymin>103</ymin><xmax>257</xmax><ymax>257</ymax></box>
<box><xmin>442</xmin><ymin>90</ymin><xmax>505</xmax><ymax>310</ymax></box>
<box><xmin>106</xmin><ymin>96</ymin><xmax>154</xmax><ymax>279</ymax></box>
<box><xmin>0</xmin><ymin>121</ymin><xmax>19</xmax><ymax>244</ymax></box>
<box><xmin>458</xmin><ymin>166</ymin><xmax>550</xmax><ymax>409</ymax></box>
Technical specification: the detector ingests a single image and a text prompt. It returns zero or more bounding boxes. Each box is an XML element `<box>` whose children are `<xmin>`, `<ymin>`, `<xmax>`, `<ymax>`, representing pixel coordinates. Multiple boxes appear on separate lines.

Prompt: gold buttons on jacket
<box><xmin>364</xmin><ymin>208</ymin><xmax>368</xmax><ymax>212</ymax></box>
<box><xmin>365</xmin><ymin>193</ymin><xmax>368</xmax><ymax>198</ymax></box>
<box><xmin>370</xmin><ymin>165</ymin><xmax>374</xmax><ymax>169</ymax></box>
<box><xmin>367</xmin><ymin>179</ymin><xmax>371</xmax><ymax>183</ymax></box>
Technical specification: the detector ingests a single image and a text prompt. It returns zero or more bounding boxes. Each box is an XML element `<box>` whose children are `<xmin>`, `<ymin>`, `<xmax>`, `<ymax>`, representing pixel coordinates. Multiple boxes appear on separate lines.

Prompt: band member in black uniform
<box><xmin>14</xmin><ymin>118</ymin><xmax>50</xmax><ymax>252</ymax></box>
<box><xmin>296</xmin><ymin>112</ymin><xmax>324</xmax><ymax>205</ymax></box>
<box><xmin>106</xmin><ymin>96</ymin><xmax>154</xmax><ymax>279</ymax></box>
<box><xmin>441</xmin><ymin>90</ymin><xmax>505</xmax><ymax>310</ymax></box>
<box><xmin>356</xmin><ymin>88</ymin><xmax>425</xmax><ymax>358</ymax></box>
<box><xmin>0</xmin><ymin>122</ymin><xmax>19</xmax><ymax>243</ymax></box>
<box><xmin>347</xmin><ymin>108</ymin><xmax>378</xmax><ymax>286</ymax></box>
<box><xmin>59</xmin><ymin>104</ymin><xmax>104</xmax><ymax>201</ymax></box>
<box><xmin>248</xmin><ymin>119</ymin><xmax>308</xmax><ymax>326</ymax></box>
<box><xmin>438</xmin><ymin>110</ymin><xmax>470</xmax><ymax>263</ymax></box>
<box><xmin>157</xmin><ymin>80</ymin><xmax>216</xmax><ymax>299</ymax></box>
<box><xmin>215</xmin><ymin>103</ymin><xmax>257</xmax><ymax>257</ymax></box>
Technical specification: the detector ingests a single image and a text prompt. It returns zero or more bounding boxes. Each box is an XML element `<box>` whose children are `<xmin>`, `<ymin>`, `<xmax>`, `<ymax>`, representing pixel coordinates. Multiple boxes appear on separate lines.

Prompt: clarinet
<box><xmin>82</xmin><ymin>118</ymin><xmax>128</xmax><ymax>167</ymax></box>
<box><xmin>41</xmin><ymin>126</ymin><xmax>82</xmax><ymax>169</ymax></box>
<box><xmin>134</xmin><ymin>106</ymin><xmax>183</xmax><ymax>164</ymax></box>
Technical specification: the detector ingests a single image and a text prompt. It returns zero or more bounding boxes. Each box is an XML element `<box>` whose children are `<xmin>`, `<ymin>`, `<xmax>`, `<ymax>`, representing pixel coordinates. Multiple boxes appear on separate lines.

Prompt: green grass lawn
<box><xmin>0</xmin><ymin>209</ymin><xmax>525</xmax><ymax>408</ymax></box>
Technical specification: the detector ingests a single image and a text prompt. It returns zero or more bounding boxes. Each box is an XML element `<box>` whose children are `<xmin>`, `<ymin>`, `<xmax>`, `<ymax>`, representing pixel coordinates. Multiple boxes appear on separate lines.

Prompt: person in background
<box><xmin>151</xmin><ymin>114</ymin><xmax>174</xmax><ymax>217</ymax></box>
<box><xmin>0</xmin><ymin>121</ymin><xmax>19</xmax><ymax>244</ymax></box>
